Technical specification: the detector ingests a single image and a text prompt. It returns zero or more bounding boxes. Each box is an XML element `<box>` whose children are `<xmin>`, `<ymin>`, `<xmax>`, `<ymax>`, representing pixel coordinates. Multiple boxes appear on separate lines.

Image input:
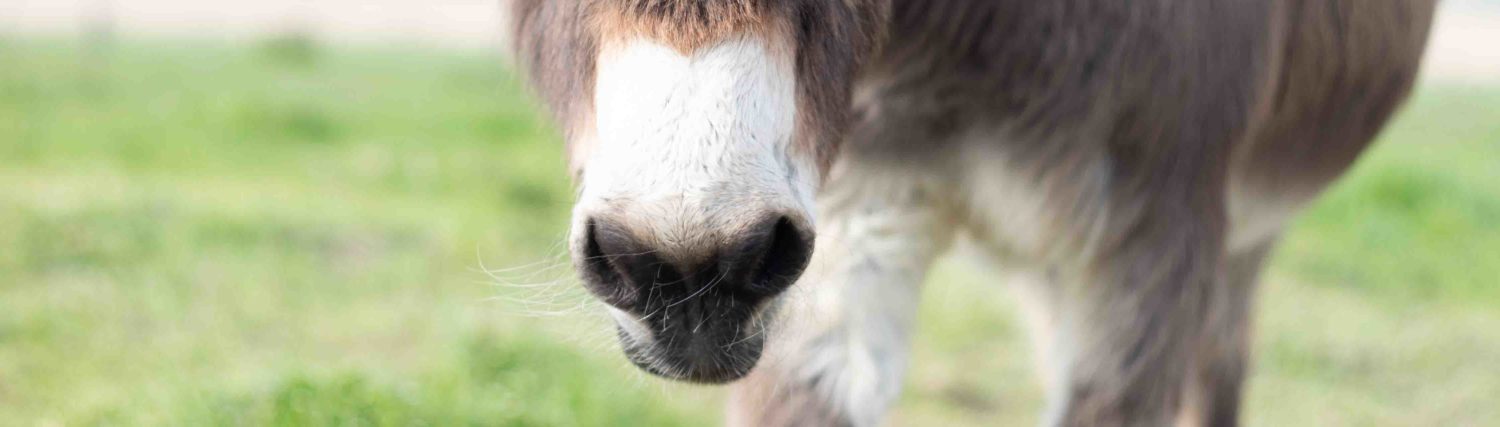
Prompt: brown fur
<box><xmin>592</xmin><ymin>0</ymin><xmax>781</xmax><ymax>53</ymax></box>
<box><xmin>1235</xmin><ymin>0</ymin><xmax>1438</xmax><ymax>211</ymax></box>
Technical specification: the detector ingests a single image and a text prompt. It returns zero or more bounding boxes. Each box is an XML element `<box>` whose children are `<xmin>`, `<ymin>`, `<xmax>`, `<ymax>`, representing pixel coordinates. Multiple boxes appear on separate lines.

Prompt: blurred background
<box><xmin>1</xmin><ymin>1</ymin><xmax>1497</xmax><ymax>425</ymax></box>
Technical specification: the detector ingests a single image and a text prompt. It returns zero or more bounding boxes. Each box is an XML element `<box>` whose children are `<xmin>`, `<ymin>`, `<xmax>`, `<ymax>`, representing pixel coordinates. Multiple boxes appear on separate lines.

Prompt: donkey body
<box><xmin>510</xmin><ymin>1</ymin><xmax>1436</xmax><ymax>425</ymax></box>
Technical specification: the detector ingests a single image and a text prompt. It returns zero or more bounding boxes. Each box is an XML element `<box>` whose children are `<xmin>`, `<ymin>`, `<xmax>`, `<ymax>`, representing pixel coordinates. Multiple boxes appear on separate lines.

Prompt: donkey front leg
<box><xmin>1178</xmin><ymin>240</ymin><xmax>1275</xmax><ymax>427</ymax></box>
<box><xmin>1037</xmin><ymin>214</ymin><xmax>1230</xmax><ymax>427</ymax></box>
<box><xmin>728</xmin><ymin>168</ymin><xmax>956</xmax><ymax>427</ymax></box>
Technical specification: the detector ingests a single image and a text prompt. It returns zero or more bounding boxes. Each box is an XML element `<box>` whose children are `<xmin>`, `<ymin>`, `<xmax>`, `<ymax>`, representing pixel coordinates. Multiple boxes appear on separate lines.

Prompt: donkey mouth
<box><xmin>617</xmin><ymin>324</ymin><xmax>766</xmax><ymax>384</ymax></box>
<box><xmin>610</xmin><ymin>298</ymin><xmax>772</xmax><ymax>384</ymax></box>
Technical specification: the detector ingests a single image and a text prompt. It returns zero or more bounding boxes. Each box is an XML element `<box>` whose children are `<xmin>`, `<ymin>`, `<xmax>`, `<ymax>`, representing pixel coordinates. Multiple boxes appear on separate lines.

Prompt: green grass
<box><xmin>1</xmin><ymin>36</ymin><xmax>1497</xmax><ymax>426</ymax></box>
<box><xmin>1277</xmin><ymin>87</ymin><xmax>1500</xmax><ymax>303</ymax></box>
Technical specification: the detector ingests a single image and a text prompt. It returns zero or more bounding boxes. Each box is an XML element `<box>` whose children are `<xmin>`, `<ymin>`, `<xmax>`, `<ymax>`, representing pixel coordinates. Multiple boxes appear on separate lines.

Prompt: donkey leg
<box><xmin>727</xmin><ymin>167</ymin><xmax>956</xmax><ymax>427</ymax></box>
<box><xmin>1031</xmin><ymin>217</ymin><xmax>1228</xmax><ymax>427</ymax></box>
<box><xmin>1178</xmin><ymin>239</ymin><xmax>1275</xmax><ymax>427</ymax></box>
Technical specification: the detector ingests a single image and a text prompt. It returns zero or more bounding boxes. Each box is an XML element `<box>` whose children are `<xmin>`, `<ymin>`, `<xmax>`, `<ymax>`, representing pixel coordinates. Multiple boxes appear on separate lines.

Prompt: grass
<box><xmin>1</xmin><ymin>36</ymin><xmax>1497</xmax><ymax>426</ymax></box>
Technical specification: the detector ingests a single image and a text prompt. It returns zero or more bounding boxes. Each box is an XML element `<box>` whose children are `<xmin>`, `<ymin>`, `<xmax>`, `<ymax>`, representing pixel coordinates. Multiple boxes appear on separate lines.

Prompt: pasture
<box><xmin>1</xmin><ymin>37</ymin><xmax>1497</xmax><ymax>425</ymax></box>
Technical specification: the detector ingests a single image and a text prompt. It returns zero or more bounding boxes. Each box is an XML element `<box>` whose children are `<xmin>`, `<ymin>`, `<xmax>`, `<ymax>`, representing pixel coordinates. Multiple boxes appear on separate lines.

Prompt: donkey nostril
<box><xmin>580</xmin><ymin>220</ymin><xmax>625</xmax><ymax>303</ymax></box>
<box><xmin>581</xmin><ymin>219</ymin><xmax>661</xmax><ymax>308</ymax></box>
<box><xmin>740</xmin><ymin>217</ymin><xmax>814</xmax><ymax>297</ymax></box>
<box><xmin>581</xmin><ymin>218</ymin><xmax>688</xmax><ymax>309</ymax></box>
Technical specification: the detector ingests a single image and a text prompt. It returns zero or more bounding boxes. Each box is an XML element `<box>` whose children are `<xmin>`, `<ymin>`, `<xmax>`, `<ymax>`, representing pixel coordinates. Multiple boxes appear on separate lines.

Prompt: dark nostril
<box><xmin>581</xmin><ymin>219</ymin><xmax>679</xmax><ymax>308</ymax></box>
<box><xmin>737</xmin><ymin>217</ymin><xmax>814</xmax><ymax>298</ymax></box>
<box><xmin>580</xmin><ymin>220</ymin><xmax>626</xmax><ymax>306</ymax></box>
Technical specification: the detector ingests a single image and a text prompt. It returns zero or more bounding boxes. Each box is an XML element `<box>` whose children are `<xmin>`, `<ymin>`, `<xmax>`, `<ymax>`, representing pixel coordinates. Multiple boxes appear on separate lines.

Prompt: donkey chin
<box><xmin>566</xmin><ymin>34</ymin><xmax>819</xmax><ymax>383</ymax></box>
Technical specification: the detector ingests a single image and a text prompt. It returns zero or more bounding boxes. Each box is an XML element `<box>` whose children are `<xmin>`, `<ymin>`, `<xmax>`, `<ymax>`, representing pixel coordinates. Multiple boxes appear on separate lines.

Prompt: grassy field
<box><xmin>1</xmin><ymin>37</ymin><xmax>1497</xmax><ymax>426</ymax></box>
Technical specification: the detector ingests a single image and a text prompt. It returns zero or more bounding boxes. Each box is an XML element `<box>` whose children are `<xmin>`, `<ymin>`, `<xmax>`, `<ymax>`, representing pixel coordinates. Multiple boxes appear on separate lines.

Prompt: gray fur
<box><xmin>509</xmin><ymin>0</ymin><xmax>1438</xmax><ymax>425</ymax></box>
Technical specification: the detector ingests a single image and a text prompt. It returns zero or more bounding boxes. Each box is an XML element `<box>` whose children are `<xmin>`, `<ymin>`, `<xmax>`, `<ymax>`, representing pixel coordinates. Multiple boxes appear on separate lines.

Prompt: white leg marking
<box><xmin>758</xmin><ymin>164</ymin><xmax>957</xmax><ymax>426</ymax></box>
<box><xmin>1002</xmin><ymin>270</ymin><xmax>1081</xmax><ymax>427</ymax></box>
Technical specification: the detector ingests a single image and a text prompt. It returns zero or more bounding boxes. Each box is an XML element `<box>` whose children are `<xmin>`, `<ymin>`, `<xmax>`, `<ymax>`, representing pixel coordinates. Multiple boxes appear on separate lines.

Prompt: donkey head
<box><xmin>511</xmin><ymin>0</ymin><xmax>884</xmax><ymax>383</ymax></box>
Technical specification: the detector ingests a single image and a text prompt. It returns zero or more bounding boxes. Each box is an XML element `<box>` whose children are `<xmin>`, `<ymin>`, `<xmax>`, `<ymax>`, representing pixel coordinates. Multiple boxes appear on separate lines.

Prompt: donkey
<box><xmin>508</xmin><ymin>0</ymin><xmax>1436</xmax><ymax>425</ymax></box>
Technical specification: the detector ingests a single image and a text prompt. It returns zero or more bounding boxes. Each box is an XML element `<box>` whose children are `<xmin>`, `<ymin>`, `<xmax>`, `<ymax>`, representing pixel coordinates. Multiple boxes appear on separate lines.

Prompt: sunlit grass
<box><xmin>1</xmin><ymin>37</ymin><xmax>1496</xmax><ymax>425</ymax></box>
